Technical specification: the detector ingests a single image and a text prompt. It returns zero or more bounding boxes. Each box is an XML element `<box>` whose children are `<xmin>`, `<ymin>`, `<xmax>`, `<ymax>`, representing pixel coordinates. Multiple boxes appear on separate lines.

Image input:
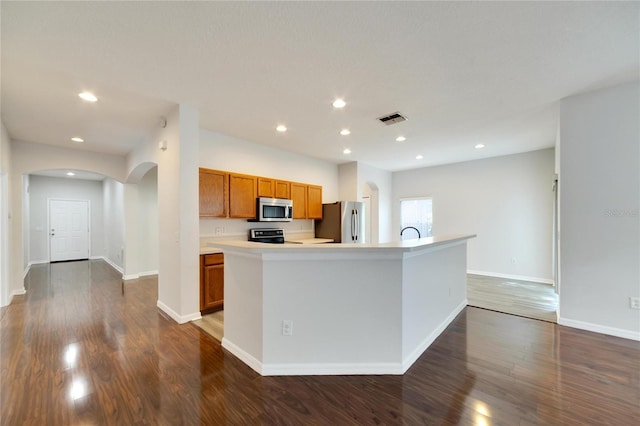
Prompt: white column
<box><xmin>123</xmin><ymin>183</ymin><xmax>139</xmax><ymax>279</ymax></box>
<box><xmin>156</xmin><ymin>104</ymin><xmax>200</xmax><ymax>323</ymax></box>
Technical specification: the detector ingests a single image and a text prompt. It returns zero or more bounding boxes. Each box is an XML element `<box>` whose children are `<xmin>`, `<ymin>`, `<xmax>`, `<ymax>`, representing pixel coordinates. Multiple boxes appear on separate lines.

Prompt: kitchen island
<box><xmin>208</xmin><ymin>234</ymin><xmax>475</xmax><ymax>376</ymax></box>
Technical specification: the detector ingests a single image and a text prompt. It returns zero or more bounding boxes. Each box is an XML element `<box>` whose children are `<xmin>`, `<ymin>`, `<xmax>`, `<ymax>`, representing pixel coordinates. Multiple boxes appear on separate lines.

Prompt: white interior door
<box><xmin>49</xmin><ymin>200</ymin><xmax>90</xmax><ymax>262</ymax></box>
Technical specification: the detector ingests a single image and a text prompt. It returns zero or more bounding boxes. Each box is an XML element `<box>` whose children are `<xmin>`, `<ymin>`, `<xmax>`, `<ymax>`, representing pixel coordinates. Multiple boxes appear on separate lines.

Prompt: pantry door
<box><xmin>49</xmin><ymin>199</ymin><xmax>90</xmax><ymax>262</ymax></box>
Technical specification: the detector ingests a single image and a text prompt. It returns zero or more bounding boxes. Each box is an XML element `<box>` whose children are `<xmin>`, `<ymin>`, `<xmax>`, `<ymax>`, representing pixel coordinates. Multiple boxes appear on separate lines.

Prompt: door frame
<box><xmin>47</xmin><ymin>198</ymin><xmax>92</xmax><ymax>262</ymax></box>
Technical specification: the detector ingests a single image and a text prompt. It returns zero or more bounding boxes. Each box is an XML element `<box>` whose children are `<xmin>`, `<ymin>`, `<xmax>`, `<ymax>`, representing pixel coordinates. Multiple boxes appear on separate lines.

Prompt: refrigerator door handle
<box><xmin>351</xmin><ymin>209</ymin><xmax>356</xmax><ymax>241</ymax></box>
<box><xmin>354</xmin><ymin>210</ymin><xmax>359</xmax><ymax>241</ymax></box>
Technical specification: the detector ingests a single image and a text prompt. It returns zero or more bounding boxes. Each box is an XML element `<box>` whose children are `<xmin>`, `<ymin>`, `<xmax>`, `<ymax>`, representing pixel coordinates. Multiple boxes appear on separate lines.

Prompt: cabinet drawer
<box><xmin>203</xmin><ymin>253</ymin><xmax>224</xmax><ymax>266</ymax></box>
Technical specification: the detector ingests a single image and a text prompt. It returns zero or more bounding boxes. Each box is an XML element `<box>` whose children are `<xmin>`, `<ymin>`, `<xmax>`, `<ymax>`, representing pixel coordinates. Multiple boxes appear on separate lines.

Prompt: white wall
<box><xmin>137</xmin><ymin>167</ymin><xmax>158</xmax><ymax>274</ymax></box>
<box><xmin>21</xmin><ymin>176</ymin><xmax>29</xmax><ymax>272</ymax></box>
<box><xmin>102</xmin><ymin>178</ymin><xmax>125</xmax><ymax>270</ymax></box>
<box><xmin>125</xmin><ymin>104</ymin><xmax>200</xmax><ymax>323</ymax></box>
<box><xmin>558</xmin><ymin>81</ymin><xmax>639</xmax><ymax>339</ymax></box>
<box><xmin>0</xmin><ymin>122</ymin><xmax>12</xmax><ymax>306</ymax></box>
<box><xmin>337</xmin><ymin>161</ymin><xmax>393</xmax><ymax>243</ymax></box>
<box><xmin>338</xmin><ymin>162</ymin><xmax>358</xmax><ymax>201</ymax></box>
<box><xmin>358</xmin><ymin>162</ymin><xmax>393</xmax><ymax>243</ymax></box>
<box><xmin>28</xmin><ymin>175</ymin><xmax>105</xmax><ymax>263</ymax></box>
<box><xmin>393</xmin><ymin>149</ymin><xmax>555</xmax><ymax>282</ymax></box>
<box><xmin>199</xmin><ymin>129</ymin><xmax>339</xmax><ymax>238</ymax></box>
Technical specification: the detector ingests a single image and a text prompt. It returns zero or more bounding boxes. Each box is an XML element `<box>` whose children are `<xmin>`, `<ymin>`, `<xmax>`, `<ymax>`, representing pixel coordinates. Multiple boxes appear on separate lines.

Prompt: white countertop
<box><xmin>200</xmin><ymin>246</ymin><xmax>223</xmax><ymax>255</ymax></box>
<box><xmin>285</xmin><ymin>238</ymin><xmax>334</xmax><ymax>244</ymax></box>
<box><xmin>205</xmin><ymin>234</ymin><xmax>475</xmax><ymax>254</ymax></box>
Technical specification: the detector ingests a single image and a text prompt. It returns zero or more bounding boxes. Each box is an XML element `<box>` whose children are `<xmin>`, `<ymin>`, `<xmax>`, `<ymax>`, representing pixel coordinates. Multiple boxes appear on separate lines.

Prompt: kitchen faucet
<box><xmin>400</xmin><ymin>226</ymin><xmax>421</xmax><ymax>239</ymax></box>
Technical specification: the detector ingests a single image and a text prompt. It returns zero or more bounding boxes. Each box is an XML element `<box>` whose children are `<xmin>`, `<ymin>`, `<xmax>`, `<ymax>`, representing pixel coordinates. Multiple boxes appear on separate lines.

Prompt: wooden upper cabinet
<box><xmin>257</xmin><ymin>177</ymin><xmax>275</xmax><ymax>198</ymax></box>
<box><xmin>199</xmin><ymin>168</ymin><xmax>228</xmax><ymax>217</ymax></box>
<box><xmin>307</xmin><ymin>185</ymin><xmax>323</xmax><ymax>219</ymax></box>
<box><xmin>229</xmin><ymin>173</ymin><xmax>257</xmax><ymax>218</ymax></box>
<box><xmin>199</xmin><ymin>168</ymin><xmax>322</xmax><ymax>221</ymax></box>
<box><xmin>275</xmin><ymin>180</ymin><xmax>291</xmax><ymax>199</ymax></box>
<box><xmin>290</xmin><ymin>182</ymin><xmax>307</xmax><ymax>219</ymax></box>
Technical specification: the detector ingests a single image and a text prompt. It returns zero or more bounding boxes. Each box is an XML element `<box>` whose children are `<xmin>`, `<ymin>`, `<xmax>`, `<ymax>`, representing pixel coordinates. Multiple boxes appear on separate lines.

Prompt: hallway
<box><xmin>1</xmin><ymin>260</ymin><xmax>638</xmax><ymax>424</ymax></box>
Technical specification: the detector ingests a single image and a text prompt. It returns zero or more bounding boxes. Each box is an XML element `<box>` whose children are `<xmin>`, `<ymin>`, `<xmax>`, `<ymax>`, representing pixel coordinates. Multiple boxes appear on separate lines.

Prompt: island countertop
<box><xmin>218</xmin><ymin>232</ymin><xmax>475</xmax><ymax>376</ymax></box>
<box><xmin>205</xmin><ymin>234</ymin><xmax>475</xmax><ymax>253</ymax></box>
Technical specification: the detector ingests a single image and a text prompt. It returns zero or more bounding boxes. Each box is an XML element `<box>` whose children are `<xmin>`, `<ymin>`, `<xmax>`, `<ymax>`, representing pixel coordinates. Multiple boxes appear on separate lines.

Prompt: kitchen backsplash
<box><xmin>199</xmin><ymin>218</ymin><xmax>314</xmax><ymax>239</ymax></box>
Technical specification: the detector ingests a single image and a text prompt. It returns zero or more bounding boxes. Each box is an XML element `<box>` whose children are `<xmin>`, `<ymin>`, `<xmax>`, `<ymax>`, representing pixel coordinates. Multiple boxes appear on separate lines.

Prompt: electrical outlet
<box><xmin>282</xmin><ymin>320</ymin><xmax>293</xmax><ymax>336</ymax></box>
<box><xmin>630</xmin><ymin>297</ymin><xmax>640</xmax><ymax>310</ymax></box>
<box><xmin>215</xmin><ymin>227</ymin><xmax>223</xmax><ymax>236</ymax></box>
<box><xmin>511</xmin><ymin>257</ymin><xmax>517</xmax><ymax>265</ymax></box>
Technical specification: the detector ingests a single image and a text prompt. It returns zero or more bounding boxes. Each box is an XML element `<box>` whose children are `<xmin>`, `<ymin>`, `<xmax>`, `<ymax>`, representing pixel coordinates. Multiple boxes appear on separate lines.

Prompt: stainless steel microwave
<box><xmin>256</xmin><ymin>197</ymin><xmax>293</xmax><ymax>222</ymax></box>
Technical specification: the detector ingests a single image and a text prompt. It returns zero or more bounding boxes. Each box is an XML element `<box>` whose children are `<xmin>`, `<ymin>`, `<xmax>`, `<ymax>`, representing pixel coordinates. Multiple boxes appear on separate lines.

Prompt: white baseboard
<box><xmin>221</xmin><ymin>300</ymin><xmax>468</xmax><ymax>377</ymax></box>
<box><xmin>156</xmin><ymin>300</ymin><xmax>201</xmax><ymax>324</ymax></box>
<box><xmin>401</xmin><ymin>299</ymin><xmax>467</xmax><ymax>373</ymax></box>
<box><xmin>22</xmin><ymin>265</ymin><xmax>30</xmax><ymax>280</ymax></box>
<box><xmin>223</xmin><ymin>337</ymin><xmax>404</xmax><ymax>376</ymax></box>
<box><xmin>222</xmin><ymin>338</ymin><xmax>265</xmax><ymax>374</ymax></box>
<box><xmin>29</xmin><ymin>260</ymin><xmax>49</xmax><ymax>265</ymax></box>
<box><xmin>7</xmin><ymin>288</ymin><xmax>27</xmax><ymax>305</ymax></box>
<box><xmin>122</xmin><ymin>270</ymin><xmax>158</xmax><ymax>280</ymax></box>
<box><xmin>558</xmin><ymin>317</ymin><xmax>640</xmax><ymax>341</ymax></box>
<box><xmin>97</xmin><ymin>256</ymin><xmax>124</xmax><ymax>275</ymax></box>
<box><xmin>467</xmin><ymin>270</ymin><xmax>554</xmax><ymax>285</ymax></box>
<box><xmin>262</xmin><ymin>361</ymin><xmax>403</xmax><ymax>376</ymax></box>
<box><xmin>11</xmin><ymin>288</ymin><xmax>26</xmax><ymax>298</ymax></box>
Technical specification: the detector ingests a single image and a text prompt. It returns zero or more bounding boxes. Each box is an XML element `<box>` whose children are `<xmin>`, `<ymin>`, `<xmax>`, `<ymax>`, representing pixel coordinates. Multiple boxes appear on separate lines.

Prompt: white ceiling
<box><xmin>2</xmin><ymin>1</ymin><xmax>638</xmax><ymax>172</ymax></box>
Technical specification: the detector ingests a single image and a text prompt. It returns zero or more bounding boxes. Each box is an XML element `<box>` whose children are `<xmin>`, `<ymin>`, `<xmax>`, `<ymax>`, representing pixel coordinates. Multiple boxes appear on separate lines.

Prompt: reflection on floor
<box><xmin>3</xmin><ymin>260</ymin><xmax>639</xmax><ymax>424</ymax></box>
<box><xmin>193</xmin><ymin>310</ymin><xmax>224</xmax><ymax>341</ymax></box>
<box><xmin>467</xmin><ymin>274</ymin><xmax>558</xmax><ymax>322</ymax></box>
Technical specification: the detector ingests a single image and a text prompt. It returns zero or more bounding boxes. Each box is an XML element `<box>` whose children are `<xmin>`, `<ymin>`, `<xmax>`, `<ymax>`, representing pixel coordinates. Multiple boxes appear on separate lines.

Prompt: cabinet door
<box><xmin>257</xmin><ymin>177</ymin><xmax>275</xmax><ymax>198</ymax></box>
<box><xmin>307</xmin><ymin>185</ymin><xmax>323</xmax><ymax>219</ymax></box>
<box><xmin>202</xmin><ymin>261</ymin><xmax>224</xmax><ymax>312</ymax></box>
<box><xmin>229</xmin><ymin>173</ymin><xmax>257</xmax><ymax>218</ymax></box>
<box><xmin>290</xmin><ymin>182</ymin><xmax>307</xmax><ymax>219</ymax></box>
<box><xmin>199</xmin><ymin>169</ymin><xmax>228</xmax><ymax>217</ymax></box>
<box><xmin>275</xmin><ymin>180</ymin><xmax>291</xmax><ymax>199</ymax></box>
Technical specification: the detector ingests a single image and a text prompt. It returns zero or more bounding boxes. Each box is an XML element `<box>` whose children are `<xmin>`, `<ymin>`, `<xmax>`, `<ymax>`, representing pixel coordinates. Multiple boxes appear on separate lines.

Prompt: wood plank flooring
<box><xmin>1</xmin><ymin>260</ymin><xmax>639</xmax><ymax>424</ymax></box>
<box><xmin>467</xmin><ymin>274</ymin><xmax>558</xmax><ymax>322</ymax></box>
<box><xmin>193</xmin><ymin>310</ymin><xmax>224</xmax><ymax>342</ymax></box>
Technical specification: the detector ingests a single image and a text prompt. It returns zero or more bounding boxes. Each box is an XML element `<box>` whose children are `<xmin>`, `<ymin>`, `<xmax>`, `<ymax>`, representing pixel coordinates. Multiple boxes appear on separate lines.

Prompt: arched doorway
<box><xmin>363</xmin><ymin>182</ymin><xmax>379</xmax><ymax>244</ymax></box>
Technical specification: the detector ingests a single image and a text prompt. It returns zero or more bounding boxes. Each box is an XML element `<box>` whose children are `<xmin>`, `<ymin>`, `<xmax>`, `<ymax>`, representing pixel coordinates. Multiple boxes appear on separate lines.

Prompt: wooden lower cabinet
<box><xmin>200</xmin><ymin>253</ymin><xmax>224</xmax><ymax>313</ymax></box>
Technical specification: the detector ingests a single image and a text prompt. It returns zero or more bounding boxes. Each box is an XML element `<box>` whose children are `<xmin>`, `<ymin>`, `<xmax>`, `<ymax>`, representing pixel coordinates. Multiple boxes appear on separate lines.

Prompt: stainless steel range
<box><xmin>248</xmin><ymin>228</ymin><xmax>285</xmax><ymax>244</ymax></box>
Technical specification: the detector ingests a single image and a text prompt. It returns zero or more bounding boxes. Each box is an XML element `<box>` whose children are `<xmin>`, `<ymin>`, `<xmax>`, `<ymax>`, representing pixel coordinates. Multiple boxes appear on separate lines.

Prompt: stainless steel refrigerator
<box><xmin>314</xmin><ymin>201</ymin><xmax>365</xmax><ymax>243</ymax></box>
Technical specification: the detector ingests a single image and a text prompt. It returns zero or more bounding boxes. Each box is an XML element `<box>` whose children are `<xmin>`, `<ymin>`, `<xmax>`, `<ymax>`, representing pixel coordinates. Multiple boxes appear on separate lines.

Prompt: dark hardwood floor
<box><xmin>1</xmin><ymin>260</ymin><xmax>639</xmax><ymax>425</ymax></box>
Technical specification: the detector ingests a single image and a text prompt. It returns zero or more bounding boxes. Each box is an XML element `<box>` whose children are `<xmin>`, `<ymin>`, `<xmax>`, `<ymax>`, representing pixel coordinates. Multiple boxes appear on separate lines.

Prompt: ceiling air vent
<box><xmin>377</xmin><ymin>112</ymin><xmax>407</xmax><ymax>126</ymax></box>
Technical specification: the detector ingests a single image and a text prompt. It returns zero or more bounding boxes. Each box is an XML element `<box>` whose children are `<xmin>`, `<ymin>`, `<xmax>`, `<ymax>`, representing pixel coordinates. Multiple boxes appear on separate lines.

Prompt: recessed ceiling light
<box><xmin>78</xmin><ymin>92</ymin><xmax>98</xmax><ymax>102</ymax></box>
<box><xmin>276</xmin><ymin>124</ymin><xmax>287</xmax><ymax>132</ymax></box>
<box><xmin>66</xmin><ymin>172</ymin><xmax>75</xmax><ymax>176</ymax></box>
<box><xmin>396</xmin><ymin>136</ymin><xmax>406</xmax><ymax>142</ymax></box>
<box><xmin>475</xmin><ymin>143</ymin><xmax>485</xmax><ymax>149</ymax></box>
<box><xmin>332</xmin><ymin>98</ymin><xmax>346</xmax><ymax>109</ymax></box>
<box><xmin>343</xmin><ymin>148</ymin><xmax>352</xmax><ymax>155</ymax></box>
<box><xmin>340</xmin><ymin>129</ymin><xmax>351</xmax><ymax>136</ymax></box>
<box><xmin>416</xmin><ymin>155</ymin><xmax>424</xmax><ymax>160</ymax></box>
<box><xmin>71</xmin><ymin>137</ymin><xmax>84</xmax><ymax>143</ymax></box>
